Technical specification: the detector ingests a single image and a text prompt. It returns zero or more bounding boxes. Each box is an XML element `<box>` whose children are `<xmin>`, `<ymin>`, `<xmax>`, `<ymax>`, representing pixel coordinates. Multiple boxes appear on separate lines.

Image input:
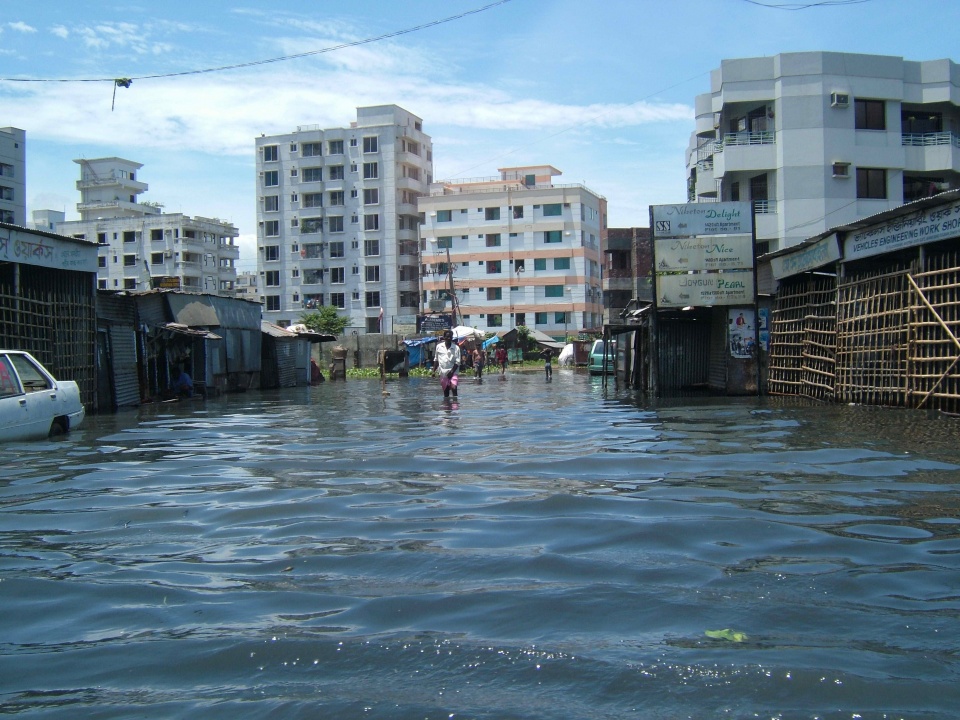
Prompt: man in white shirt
<box><xmin>433</xmin><ymin>329</ymin><xmax>461</xmax><ymax>398</ymax></box>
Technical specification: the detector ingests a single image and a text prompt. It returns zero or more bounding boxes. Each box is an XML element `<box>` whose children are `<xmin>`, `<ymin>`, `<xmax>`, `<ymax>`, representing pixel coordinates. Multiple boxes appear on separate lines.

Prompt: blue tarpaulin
<box><xmin>403</xmin><ymin>337</ymin><xmax>438</xmax><ymax>366</ymax></box>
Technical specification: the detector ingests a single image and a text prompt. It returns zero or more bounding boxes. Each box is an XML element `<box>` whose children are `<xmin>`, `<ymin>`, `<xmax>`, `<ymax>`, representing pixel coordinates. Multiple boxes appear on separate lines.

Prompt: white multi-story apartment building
<box><xmin>54</xmin><ymin>158</ymin><xmax>240</xmax><ymax>294</ymax></box>
<box><xmin>686</xmin><ymin>52</ymin><xmax>960</xmax><ymax>252</ymax></box>
<box><xmin>418</xmin><ymin>165</ymin><xmax>607</xmax><ymax>338</ymax></box>
<box><xmin>235</xmin><ymin>271</ymin><xmax>261</xmax><ymax>303</ymax></box>
<box><xmin>255</xmin><ymin>105</ymin><xmax>432</xmax><ymax>332</ymax></box>
<box><xmin>0</xmin><ymin>127</ymin><xmax>26</xmax><ymax>225</ymax></box>
<box><xmin>31</xmin><ymin>209</ymin><xmax>65</xmax><ymax>233</ymax></box>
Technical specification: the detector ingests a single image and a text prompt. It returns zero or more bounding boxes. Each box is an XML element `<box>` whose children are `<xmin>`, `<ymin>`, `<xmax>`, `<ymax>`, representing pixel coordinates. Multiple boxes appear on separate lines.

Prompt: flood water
<box><xmin>2</xmin><ymin>369</ymin><xmax>959</xmax><ymax>719</ymax></box>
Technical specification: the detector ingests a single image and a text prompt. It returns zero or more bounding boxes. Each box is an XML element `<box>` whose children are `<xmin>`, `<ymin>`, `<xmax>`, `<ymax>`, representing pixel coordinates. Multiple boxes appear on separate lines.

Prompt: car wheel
<box><xmin>49</xmin><ymin>418</ymin><xmax>67</xmax><ymax>436</ymax></box>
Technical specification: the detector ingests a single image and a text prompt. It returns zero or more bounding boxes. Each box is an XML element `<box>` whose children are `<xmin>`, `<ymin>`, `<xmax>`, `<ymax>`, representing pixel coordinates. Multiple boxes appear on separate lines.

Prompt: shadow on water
<box><xmin>1</xmin><ymin>370</ymin><xmax>959</xmax><ymax>718</ymax></box>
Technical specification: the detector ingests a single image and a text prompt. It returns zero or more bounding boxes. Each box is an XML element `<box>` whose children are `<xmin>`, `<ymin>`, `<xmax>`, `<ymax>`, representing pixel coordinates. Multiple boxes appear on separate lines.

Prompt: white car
<box><xmin>0</xmin><ymin>351</ymin><xmax>86</xmax><ymax>441</ymax></box>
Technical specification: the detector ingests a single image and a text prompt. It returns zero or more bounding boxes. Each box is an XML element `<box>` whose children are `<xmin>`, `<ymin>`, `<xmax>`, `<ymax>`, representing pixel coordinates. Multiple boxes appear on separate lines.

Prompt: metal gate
<box><xmin>657</xmin><ymin>317</ymin><xmax>712</xmax><ymax>393</ymax></box>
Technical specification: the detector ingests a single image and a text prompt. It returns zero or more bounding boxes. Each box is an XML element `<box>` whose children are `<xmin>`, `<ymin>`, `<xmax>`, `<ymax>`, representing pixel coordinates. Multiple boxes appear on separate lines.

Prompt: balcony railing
<box><xmin>753</xmin><ymin>200</ymin><xmax>776</xmax><ymax>214</ymax></box>
<box><xmin>902</xmin><ymin>132</ymin><xmax>960</xmax><ymax>148</ymax></box>
<box><xmin>714</xmin><ymin>131</ymin><xmax>775</xmax><ymax>153</ymax></box>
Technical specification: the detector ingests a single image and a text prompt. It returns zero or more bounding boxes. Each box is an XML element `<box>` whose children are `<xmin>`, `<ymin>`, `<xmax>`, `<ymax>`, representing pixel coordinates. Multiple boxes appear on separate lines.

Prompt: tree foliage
<box><xmin>300</xmin><ymin>306</ymin><xmax>349</xmax><ymax>336</ymax></box>
<box><xmin>516</xmin><ymin>325</ymin><xmax>535</xmax><ymax>352</ymax></box>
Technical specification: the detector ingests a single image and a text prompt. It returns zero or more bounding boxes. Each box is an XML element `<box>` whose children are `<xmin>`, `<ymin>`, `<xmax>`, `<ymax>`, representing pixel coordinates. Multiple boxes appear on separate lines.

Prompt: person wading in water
<box><xmin>433</xmin><ymin>329</ymin><xmax>461</xmax><ymax>398</ymax></box>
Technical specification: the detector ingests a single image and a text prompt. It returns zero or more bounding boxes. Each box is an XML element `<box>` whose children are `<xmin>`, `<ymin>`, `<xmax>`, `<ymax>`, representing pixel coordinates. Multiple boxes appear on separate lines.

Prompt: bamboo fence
<box><xmin>768</xmin><ymin>246</ymin><xmax>960</xmax><ymax>414</ymax></box>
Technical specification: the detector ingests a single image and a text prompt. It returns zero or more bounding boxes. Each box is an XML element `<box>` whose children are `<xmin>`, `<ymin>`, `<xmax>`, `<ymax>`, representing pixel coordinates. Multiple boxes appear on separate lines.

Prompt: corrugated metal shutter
<box><xmin>110</xmin><ymin>326</ymin><xmax>141</xmax><ymax>407</ymax></box>
<box><xmin>658</xmin><ymin>319</ymin><xmax>712</xmax><ymax>393</ymax></box>
<box><xmin>276</xmin><ymin>342</ymin><xmax>297</xmax><ymax>387</ymax></box>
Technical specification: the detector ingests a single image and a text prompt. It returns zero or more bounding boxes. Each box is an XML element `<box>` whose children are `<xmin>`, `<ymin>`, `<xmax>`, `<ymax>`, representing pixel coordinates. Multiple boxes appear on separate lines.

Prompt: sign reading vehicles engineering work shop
<box><xmin>651</xmin><ymin>202</ymin><xmax>755</xmax><ymax>308</ymax></box>
<box><xmin>844</xmin><ymin>199</ymin><xmax>960</xmax><ymax>261</ymax></box>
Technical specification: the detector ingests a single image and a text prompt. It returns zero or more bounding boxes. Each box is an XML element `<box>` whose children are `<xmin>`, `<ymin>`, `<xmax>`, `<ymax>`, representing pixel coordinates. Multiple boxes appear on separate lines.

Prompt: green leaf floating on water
<box><xmin>705</xmin><ymin>628</ymin><xmax>748</xmax><ymax>642</ymax></box>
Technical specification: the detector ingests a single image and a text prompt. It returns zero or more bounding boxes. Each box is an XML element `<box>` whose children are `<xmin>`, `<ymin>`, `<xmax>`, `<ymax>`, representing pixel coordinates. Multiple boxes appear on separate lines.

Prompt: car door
<box><xmin>0</xmin><ymin>353</ymin><xmax>56</xmax><ymax>441</ymax></box>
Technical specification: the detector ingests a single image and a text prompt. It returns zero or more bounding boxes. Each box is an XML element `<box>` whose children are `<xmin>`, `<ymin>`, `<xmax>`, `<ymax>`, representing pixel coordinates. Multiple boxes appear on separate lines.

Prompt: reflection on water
<box><xmin>1</xmin><ymin>371</ymin><xmax>959</xmax><ymax>719</ymax></box>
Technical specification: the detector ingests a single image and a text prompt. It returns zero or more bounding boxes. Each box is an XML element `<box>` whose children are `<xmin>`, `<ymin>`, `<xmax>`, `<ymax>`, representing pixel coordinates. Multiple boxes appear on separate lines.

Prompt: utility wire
<box><xmin>741</xmin><ymin>0</ymin><xmax>872</xmax><ymax>8</ymax></box>
<box><xmin>0</xmin><ymin>0</ymin><xmax>514</xmax><ymax>83</ymax></box>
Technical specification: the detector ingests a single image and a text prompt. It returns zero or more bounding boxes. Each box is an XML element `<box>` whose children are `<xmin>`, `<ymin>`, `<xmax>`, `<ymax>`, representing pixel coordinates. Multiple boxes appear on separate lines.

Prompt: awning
<box><xmin>159</xmin><ymin>322</ymin><xmax>222</xmax><ymax>340</ymax></box>
<box><xmin>263</xmin><ymin>321</ymin><xmax>336</xmax><ymax>343</ymax></box>
<box><xmin>403</xmin><ymin>337</ymin><xmax>439</xmax><ymax>348</ymax></box>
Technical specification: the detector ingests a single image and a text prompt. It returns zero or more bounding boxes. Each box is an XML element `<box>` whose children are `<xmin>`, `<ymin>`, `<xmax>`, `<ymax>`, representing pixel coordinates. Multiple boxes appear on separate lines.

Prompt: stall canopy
<box><xmin>403</xmin><ymin>337</ymin><xmax>438</xmax><ymax>366</ymax></box>
<box><xmin>483</xmin><ymin>328</ymin><xmax>517</xmax><ymax>349</ymax></box>
<box><xmin>452</xmin><ymin>325</ymin><xmax>486</xmax><ymax>341</ymax></box>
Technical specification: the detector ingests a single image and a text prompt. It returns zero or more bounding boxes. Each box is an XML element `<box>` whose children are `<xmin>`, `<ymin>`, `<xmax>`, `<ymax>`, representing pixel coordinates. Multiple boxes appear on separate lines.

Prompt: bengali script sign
<box><xmin>655</xmin><ymin>234</ymin><xmax>754</xmax><ymax>272</ymax></box>
<box><xmin>652</xmin><ymin>202</ymin><xmax>753</xmax><ymax>237</ymax></box>
<box><xmin>770</xmin><ymin>234</ymin><xmax>841</xmax><ymax>280</ymax></box>
<box><xmin>844</xmin><ymin>200</ymin><xmax>960</xmax><ymax>261</ymax></box>
<box><xmin>0</xmin><ymin>230</ymin><xmax>99</xmax><ymax>272</ymax></box>
<box><xmin>656</xmin><ymin>272</ymin><xmax>755</xmax><ymax>307</ymax></box>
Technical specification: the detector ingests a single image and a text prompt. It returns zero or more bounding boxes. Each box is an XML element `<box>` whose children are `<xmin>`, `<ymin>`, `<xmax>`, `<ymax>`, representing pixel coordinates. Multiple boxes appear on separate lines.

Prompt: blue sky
<box><xmin>2</xmin><ymin>0</ymin><xmax>958</xmax><ymax>273</ymax></box>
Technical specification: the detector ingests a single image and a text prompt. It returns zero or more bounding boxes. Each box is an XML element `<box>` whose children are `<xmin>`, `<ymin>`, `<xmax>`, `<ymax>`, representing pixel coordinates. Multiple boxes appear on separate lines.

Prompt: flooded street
<box><xmin>2</xmin><ymin>369</ymin><xmax>959</xmax><ymax>719</ymax></box>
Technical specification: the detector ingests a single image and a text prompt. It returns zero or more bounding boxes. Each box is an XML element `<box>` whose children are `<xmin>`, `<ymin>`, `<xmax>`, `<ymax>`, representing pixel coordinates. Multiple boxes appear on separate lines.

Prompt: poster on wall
<box><xmin>758</xmin><ymin>307</ymin><xmax>770</xmax><ymax>352</ymax></box>
<box><xmin>728</xmin><ymin>308</ymin><xmax>756</xmax><ymax>358</ymax></box>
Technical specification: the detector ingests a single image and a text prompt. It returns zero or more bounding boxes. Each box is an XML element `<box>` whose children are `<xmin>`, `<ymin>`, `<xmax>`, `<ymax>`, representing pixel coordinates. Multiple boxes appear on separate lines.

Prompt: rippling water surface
<box><xmin>2</xmin><ymin>370</ymin><xmax>959</xmax><ymax>719</ymax></box>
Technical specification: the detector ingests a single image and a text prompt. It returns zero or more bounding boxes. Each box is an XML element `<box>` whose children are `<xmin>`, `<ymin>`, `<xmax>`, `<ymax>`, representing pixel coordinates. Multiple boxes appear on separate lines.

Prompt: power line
<box><xmin>741</xmin><ymin>0</ymin><xmax>872</xmax><ymax>8</ymax></box>
<box><xmin>0</xmin><ymin>0</ymin><xmax>514</xmax><ymax>84</ymax></box>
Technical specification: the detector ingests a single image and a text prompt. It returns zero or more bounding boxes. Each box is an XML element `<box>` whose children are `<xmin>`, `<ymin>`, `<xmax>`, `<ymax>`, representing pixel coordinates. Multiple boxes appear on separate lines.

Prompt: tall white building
<box><xmin>55</xmin><ymin>158</ymin><xmax>240</xmax><ymax>294</ymax></box>
<box><xmin>30</xmin><ymin>209</ymin><xmax>65</xmax><ymax>233</ymax></box>
<box><xmin>235</xmin><ymin>271</ymin><xmax>261</xmax><ymax>303</ymax></box>
<box><xmin>255</xmin><ymin>105</ymin><xmax>432</xmax><ymax>332</ymax></box>
<box><xmin>686</xmin><ymin>52</ymin><xmax>960</xmax><ymax>252</ymax></box>
<box><xmin>418</xmin><ymin>166</ymin><xmax>607</xmax><ymax>338</ymax></box>
<box><xmin>0</xmin><ymin>126</ymin><xmax>26</xmax><ymax>226</ymax></box>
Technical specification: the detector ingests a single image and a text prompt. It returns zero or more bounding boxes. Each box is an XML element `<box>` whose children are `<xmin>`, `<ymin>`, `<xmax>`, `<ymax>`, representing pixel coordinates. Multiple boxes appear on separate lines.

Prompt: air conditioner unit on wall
<box><xmin>832</xmin><ymin>162</ymin><xmax>851</xmax><ymax>178</ymax></box>
<box><xmin>830</xmin><ymin>92</ymin><xmax>850</xmax><ymax>108</ymax></box>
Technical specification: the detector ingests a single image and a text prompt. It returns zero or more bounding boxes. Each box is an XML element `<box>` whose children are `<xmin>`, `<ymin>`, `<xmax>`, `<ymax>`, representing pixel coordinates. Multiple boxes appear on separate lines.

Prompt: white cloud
<box><xmin>8</xmin><ymin>21</ymin><xmax>37</xmax><ymax>33</ymax></box>
<box><xmin>62</xmin><ymin>21</ymin><xmax>182</xmax><ymax>56</ymax></box>
<box><xmin>2</xmin><ymin>52</ymin><xmax>690</xmax><ymax>160</ymax></box>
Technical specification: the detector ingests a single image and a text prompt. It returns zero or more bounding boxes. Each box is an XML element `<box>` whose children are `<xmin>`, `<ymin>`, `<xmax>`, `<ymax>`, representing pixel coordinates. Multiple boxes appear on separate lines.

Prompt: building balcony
<box><xmin>754</xmin><ymin>207</ymin><xmax>779</xmax><ymax>240</ymax></box>
<box><xmin>603</xmin><ymin>275</ymin><xmax>635</xmax><ymax>293</ymax></box>
<box><xmin>175</xmin><ymin>236</ymin><xmax>206</xmax><ymax>253</ymax></box>
<box><xmin>902</xmin><ymin>132</ymin><xmax>960</xmax><ymax>172</ymax></box>
<box><xmin>395</xmin><ymin>176</ymin><xmax>425</xmax><ymax>192</ymax></box>
<box><xmin>695</xmin><ymin>163</ymin><xmax>716</xmax><ymax>198</ymax></box>
<box><xmin>77</xmin><ymin>199</ymin><xmax>154</xmax><ymax>216</ymax></box>
<box><xmin>713</xmin><ymin>132</ymin><xmax>776</xmax><ymax>178</ymax></box>
<box><xmin>395</xmin><ymin>151</ymin><xmax>425</xmax><ymax>167</ymax></box>
<box><xmin>77</xmin><ymin>174</ymin><xmax>148</xmax><ymax>193</ymax></box>
<box><xmin>217</xmin><ymin>244</ymin><xmax>240</xmax><ymax>261</ymax></box>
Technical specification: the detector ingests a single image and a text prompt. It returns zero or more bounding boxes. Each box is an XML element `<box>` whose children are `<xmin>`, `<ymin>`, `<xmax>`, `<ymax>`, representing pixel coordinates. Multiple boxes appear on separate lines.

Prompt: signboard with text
<box><xmin>0</xmin><ymin>230</ymin><xmax>98</xmax><ymax>273</ymax></box>
<box><xmin>770</xmin><ymin>234</ymin><xmax>841</xmax><ymax>279</ymax></box>
<box><xmin>652</xmin><ymin>201</ymin><xmax>753</xmax><ymax>238</ymax></box>
<box><xmin>655</xmin><ymin>234</ymin><xmax>754</xmax><ymax>272</ymax></box>
<box><xmin>657</xmin><ymin>271</ymin><xmax>755</xmax><ymax>308</ymax></box>
<box><xmin>844</xmin><ymin>200</ymin><xmax>960</xmax><ymax>261</ymax></box>
<box><xmin>418</xmin><ymin>314</ymin><xmax>452</xmax><ymax>333</ymax></box>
